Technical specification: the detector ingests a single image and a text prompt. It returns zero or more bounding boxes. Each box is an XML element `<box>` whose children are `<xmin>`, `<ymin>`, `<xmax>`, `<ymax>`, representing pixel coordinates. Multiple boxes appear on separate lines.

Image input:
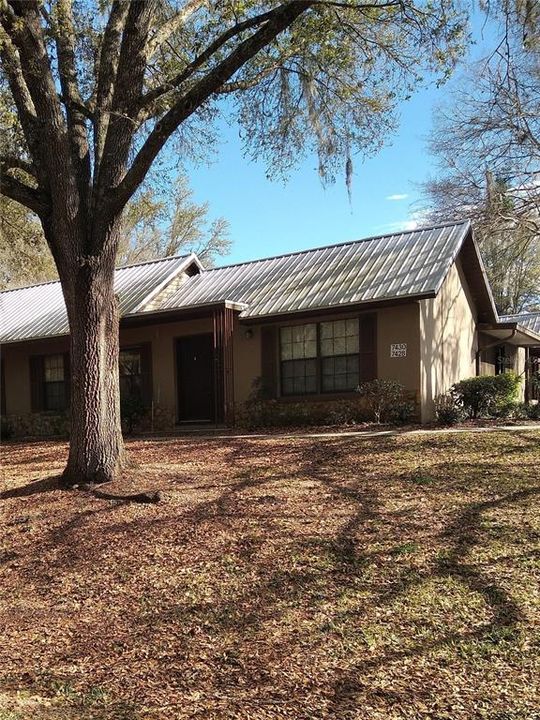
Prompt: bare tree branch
<box><xmin>0</xmin><ymin>25</ymin><xmax>40</xmax><ymax>160</ymax></box>
<box><xmin>0</xmin><ymin>155</ymin><xmax>37</xmax><ymax>177</ymax></box>
<box><xmin>136</xmin><ymin>5</ymin><xmax>288</xmax><ymax>116</ymax></box>
<box><xmin>96</xmin><ymin>0</ymin><xmax>158</xmax><ymax>196</ymax></box>
<box><xmin>51</xmin><ymin>0</ymin><xmax>91</xmax><ymax>185</ymax></box>
<box><xmin>0</xmin><ymin>166</ymin><xmax>48</xmax><ymax>215</ymax></box>
<box><xmin>113</xmin><ymin>1</ymin><xmax>315</xmax><ymax>211</ymax></box>
<box><xmin>145</xmin><ymin>0</ymin><xmax>207</xmax><ymax>60</ymax></box>
<box><xmin>2</xmin><ymin>0</ymin><xmax>85</xmax><ymax>256</ymax></box>
<box><xmin>93</xmin><ymin>0</ymin><xmax>131</xmax><ymax>176</ymax></box>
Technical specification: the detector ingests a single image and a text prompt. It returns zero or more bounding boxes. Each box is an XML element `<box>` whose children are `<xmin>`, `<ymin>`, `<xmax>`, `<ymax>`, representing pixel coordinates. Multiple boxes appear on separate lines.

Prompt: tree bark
<box><xmin>61</xmin><ymin>254</ymin><xmax>125</xmax><ymax>486</ymax></box>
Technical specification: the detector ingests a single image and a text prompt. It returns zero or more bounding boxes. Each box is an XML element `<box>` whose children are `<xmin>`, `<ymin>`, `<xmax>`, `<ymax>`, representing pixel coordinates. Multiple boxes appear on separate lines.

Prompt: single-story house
<box><xmin>1</xmin><ymin>219</ymin><xmax>539</xmax><ymax>435</ymax></box>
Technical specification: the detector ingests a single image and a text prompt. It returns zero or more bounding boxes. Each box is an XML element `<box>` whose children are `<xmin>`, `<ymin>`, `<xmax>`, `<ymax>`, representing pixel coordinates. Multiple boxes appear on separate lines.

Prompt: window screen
<box><xmin>279</xmin><ymin>319</ymin><xmax>363</xmax><ymax>395</ymax></box>
<box><xmin>44</xmin><ymin>354</ymin><xmax>66</xmax><ymax>411</ymax></box>
<box><xmin>320</xmin><ymin>320</ymin><xmax>360</xmax><ymax>392</ymax></box>
<box><xmin>280</xmin><ymin>324</ymin><xmax>317</xmax><ymax>395</ymax></box>
<box><xmin>119</xmin><ymin>348</ymin><xmax>143</xmax><ymax>400</ymax></box>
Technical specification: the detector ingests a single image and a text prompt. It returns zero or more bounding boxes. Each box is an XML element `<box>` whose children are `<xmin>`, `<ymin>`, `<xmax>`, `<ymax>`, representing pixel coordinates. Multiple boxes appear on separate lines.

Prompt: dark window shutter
<box><xmin>63</xmin><ymin>352</ymin><xmax>71</xmax><ymax>409</ymax></box>
<box><xmin>359</xmin><ymin>314</ymin><xmax>377</xmax><ymax>381</ymax></box>
<box><xmin>1</xmin><ymin>357</ymin><xmax>6</xmax><ymax>415</ymax></box>
<box><xmin>29</xmin><ymin>355</ymin><xmax>45</xmax><ymax>412</ymax></box>
<box><xmin>260</xmin><ymin>326</ymin><xmax>278</xmax><ymax>399</ymax></box>
<box><xmin>140</xmin><ymin>342</ymin><xmax>153</xmax><ymax>407</ymax></box>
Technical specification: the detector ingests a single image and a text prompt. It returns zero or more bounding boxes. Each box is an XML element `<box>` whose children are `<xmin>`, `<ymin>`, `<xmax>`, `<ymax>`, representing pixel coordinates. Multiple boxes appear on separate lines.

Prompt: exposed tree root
<box><xmin>74</xmin><ymin>482</ymin><xmax>162</xmax><ymax>504</ymax></box>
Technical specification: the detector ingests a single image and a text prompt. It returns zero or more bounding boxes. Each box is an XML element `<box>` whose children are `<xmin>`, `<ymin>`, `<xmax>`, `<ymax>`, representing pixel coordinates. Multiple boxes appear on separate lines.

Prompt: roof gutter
<box><xmin>238</xmin><ymin>291</ymin><xmax>437</xmax><ymax>325</ymax></box>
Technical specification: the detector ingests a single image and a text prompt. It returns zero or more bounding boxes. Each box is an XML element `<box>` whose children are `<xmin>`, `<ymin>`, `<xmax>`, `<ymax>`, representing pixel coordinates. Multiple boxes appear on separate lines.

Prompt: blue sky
<box><xmin>182</xmin><ymin>9</ymin><xmax>498</xmax><ymax>265</ymax></box>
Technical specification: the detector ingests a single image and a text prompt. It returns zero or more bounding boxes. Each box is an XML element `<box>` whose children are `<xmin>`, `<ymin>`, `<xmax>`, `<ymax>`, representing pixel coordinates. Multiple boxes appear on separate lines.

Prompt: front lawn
<box><xmin>0</xmin><ymin>431</ymin><xmax>539</xmax><ymax>719</ymax></box>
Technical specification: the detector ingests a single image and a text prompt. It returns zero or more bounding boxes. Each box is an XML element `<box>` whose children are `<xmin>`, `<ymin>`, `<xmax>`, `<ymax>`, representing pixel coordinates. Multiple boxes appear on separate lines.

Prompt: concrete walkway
<box><xmin>149</xmin><ymin>424</ymin><xmax>540</xmax><ymax>442</ymax></box>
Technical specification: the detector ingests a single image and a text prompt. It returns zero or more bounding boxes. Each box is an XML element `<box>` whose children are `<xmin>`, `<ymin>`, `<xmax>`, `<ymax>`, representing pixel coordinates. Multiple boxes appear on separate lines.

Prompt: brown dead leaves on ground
<box><xmin>0</xmin><ymin>430</ymin><xmax>539</xmax><ymax>720</ymax></box>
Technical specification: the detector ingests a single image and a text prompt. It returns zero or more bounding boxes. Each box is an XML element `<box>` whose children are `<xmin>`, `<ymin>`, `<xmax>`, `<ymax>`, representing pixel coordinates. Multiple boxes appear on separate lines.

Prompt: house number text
<box><xmin>390</xmin><ymin>343</ymin><xmax>407</xmax><ymax>358</ymax></box>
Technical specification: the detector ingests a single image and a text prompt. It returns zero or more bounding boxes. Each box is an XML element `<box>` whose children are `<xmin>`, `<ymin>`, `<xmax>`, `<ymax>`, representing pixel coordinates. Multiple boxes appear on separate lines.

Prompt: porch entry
<box><xmin>176</xmin><ymin>334</ymin><xmax>215</xmax><ymax>423</ymax></box>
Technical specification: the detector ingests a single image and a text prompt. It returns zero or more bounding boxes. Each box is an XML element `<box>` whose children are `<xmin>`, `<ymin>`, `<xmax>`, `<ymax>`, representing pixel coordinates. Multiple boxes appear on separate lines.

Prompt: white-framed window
<box><xmin>320</xmin><ymin>320</ymin><xmax>360</xmax><ymax>392</ymax></box>
<box><xmin>119</xmin><ymin>348</ymin><xmax>143</xmax><ymax>400</ymax></box>
<box><xmin>279</xmin><ymin>319</ymin><xmax>361</xmax><ymax>396</ymax></box>
<box><xmin>280</xmin><ymin>324</ymin><xmax>317</xmax><ymax>395</ymax></box>
<box><xmin>43</xmin><ymin>354</ymin><xmax>66</xmax><ymax>411</ymax></box>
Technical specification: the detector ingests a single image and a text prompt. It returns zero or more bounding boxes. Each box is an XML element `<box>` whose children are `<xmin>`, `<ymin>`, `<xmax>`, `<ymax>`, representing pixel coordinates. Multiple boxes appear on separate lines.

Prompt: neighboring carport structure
<box><xmin>483</xmin><ymin>313</ymin><xmax>540</xmax><ymax>401</ymax></box>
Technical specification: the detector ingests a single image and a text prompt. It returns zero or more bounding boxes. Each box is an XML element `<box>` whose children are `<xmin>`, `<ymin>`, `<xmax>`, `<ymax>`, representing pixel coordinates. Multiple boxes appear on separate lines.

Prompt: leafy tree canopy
<box><xmin>0</xmin><ymin>0</ymin><xmax>468</xmax><ymax>221</ymax></box>
<box><xmin>0</xmin><ymin>172</ymin><xmax>230</xmax><ymax>289</ymax></box>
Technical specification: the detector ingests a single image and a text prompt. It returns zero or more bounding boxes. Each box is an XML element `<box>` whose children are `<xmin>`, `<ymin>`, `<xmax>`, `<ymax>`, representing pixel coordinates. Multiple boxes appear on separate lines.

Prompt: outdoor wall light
<box><xmin>244</xmin><ymin>329</ymin><xmax>254</xmax><ymax>340</ymax></box>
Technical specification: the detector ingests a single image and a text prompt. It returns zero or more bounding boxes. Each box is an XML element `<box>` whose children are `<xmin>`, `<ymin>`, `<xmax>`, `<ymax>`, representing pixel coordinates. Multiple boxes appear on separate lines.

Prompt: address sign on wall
<box><xmin>390</xmin><ymin>343</ymin><xmax>407</xmax><ymax>358</ymax></box>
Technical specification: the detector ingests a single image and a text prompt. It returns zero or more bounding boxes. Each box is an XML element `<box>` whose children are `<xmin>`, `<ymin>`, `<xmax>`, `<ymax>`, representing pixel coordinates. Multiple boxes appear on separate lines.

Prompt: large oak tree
<box><xmin>0</xmin><ymin>0</ymin><xmax>465</xmax><ymax>485</ymax></box>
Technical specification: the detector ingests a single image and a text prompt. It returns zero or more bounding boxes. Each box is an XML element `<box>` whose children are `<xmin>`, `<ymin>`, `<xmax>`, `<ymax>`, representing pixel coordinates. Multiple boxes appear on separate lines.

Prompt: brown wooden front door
<box><xmin>176</xmin><ymin>334</ymin><xmax>215</xmax><ymax>423</ymax></box>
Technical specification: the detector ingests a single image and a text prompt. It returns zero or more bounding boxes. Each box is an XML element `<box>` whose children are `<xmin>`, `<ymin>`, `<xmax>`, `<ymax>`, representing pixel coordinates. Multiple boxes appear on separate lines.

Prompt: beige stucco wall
<box><xmin>233</xmin><ymin>324</ymin><xmax>261</xmax><ymax>404</ymax></box>
<box><xmin>376</xmin><ymin>304</ymin><xmax>420</xmax><ymax>395</ymax></box>
<box><xmin>2</xmin><ymin>303</ymin><xmax>424</xmax><ymax>424</ymax></box>
<box><xmin>419</xmin><ymin>257</ymin><xmax>478</xmax><ymax>422</ymax></box>
<box><xmin>247</xmin><ymin>303</ymin><xmax>422</xmax><ymax>400</ymax></box>
<box><xmin>2</xmin><ymin>318</ymin><xmax>214</xmax><ymax>421</ymax></box>
<box><xmin>1</xmin><ymin>314</ymin><xmax>262</xmax><ymax>422</ymax></box>
<box><xmin>119</xmin><ymin>317</ymin><xmax>213</xmax><ymax>418</ymax></box>
<box><xmin>478</xmin><ymin>332</ymin><xmax>497</xmax><ymax>376</ymax></box>
<box><xmin>3</xmin><ymin>336</ymin><xmax>70</xmax><ymax>415</ymax></box>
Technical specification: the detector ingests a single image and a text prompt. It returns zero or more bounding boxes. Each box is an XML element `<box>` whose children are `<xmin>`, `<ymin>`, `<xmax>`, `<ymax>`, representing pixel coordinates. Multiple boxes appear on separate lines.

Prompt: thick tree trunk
<box><xmin>61</xmin><ymin>259</ymin><xmax>125</xmax><ymax>486</ymax></box>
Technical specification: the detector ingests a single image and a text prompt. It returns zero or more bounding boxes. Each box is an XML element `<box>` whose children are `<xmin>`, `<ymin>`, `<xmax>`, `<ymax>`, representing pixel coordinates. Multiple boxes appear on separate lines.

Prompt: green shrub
<box><xmin>238</xmin><ymin>377</ymin><xmax>371</xmax><ymax>429</ymax></box>
<box><xmin>0</xmin><ymin>416</ymin><xmax>14</xmax><ymax>440</ymax></box>
<box><xmin>120</xmin><ymin>394</ymin><xmax>147</xmax><ymax>434</ymax></box>
<box><xmin>394</xmin><ymin>400</ymin><xmax>415</xmax><ymax>424</ymax></box>
<box><xmin>238</xmin><ymin>377</ymin><xmax>415</xmax><ymax>429</ymax></box>
<box><xmin>451</xmin><ymin>372</ymin><xmax>521</xmax><ymax>419</ymax></box>
<box><xmin>491</xmin><ymin>399</ymin><xmax>518</xmax><ymax>418</ymax></box>
<box><xmin>238</xmin><ymin>395</ymin><xmax>370</xmax><ymax>429</ymax></box>
<box><xmin>516</xmin><ymin>402</ymin><xmax>540</xmax><ymax>420</ymax></box>
<box><xmin>356</xmin><ymin>379</ymin><xmax>408</xmax><ymax>424</ymax></box>
<box><xmin>434</xmin><ymin>393</ymin><xmax>462</xmax><ymax>425</ymax></box>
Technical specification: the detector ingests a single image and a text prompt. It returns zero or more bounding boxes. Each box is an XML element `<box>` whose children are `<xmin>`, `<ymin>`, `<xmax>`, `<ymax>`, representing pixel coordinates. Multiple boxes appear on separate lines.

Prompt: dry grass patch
<box><xmin>0</xmin><ymin>431</ymin><xmax>539</xmax><ymax>719</ymax></box>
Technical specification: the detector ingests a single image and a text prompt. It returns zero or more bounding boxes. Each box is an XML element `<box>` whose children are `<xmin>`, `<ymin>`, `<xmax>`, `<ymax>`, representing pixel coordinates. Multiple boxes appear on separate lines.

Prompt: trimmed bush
<box><xmin>120</xmin><ymin>394</ymin><xmax>147</xmax><ymax>434</ymax></box>
<box><xmin>238</xmin><ymin>377</ymin><xmax>416</xmax><ymax>429</ymax></box>
<box><xmin>356</xmin><ymin>379</ymin><xmax>409</xmax><ymax>424</ymax></box>
<box><xmin>238</xmin><ymin>395</ymin><xmax>370</xmax><ymax>429</ymax></box>
<box><xmin>516</xmin><ymin>402</ymin><xmax>540</xmax><ymax>420</ymax></box>
<box><xmin>434</xmin><ymin>393</ymin><xmax>461</xmax><ymax>425</ymax></box>
<box><xmin>0</xmin><ymin>416</ymin><xmax>14</xmax><ymax>440</ymax></box>
<box><xmin>451</xmin><ymin>372</ymin><xmax>521</xmax><ymax>419</ymax></box>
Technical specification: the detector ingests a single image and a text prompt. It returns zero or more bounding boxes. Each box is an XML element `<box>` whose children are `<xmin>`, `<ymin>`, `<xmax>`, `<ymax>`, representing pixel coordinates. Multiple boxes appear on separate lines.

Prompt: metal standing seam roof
<box><xmin>0</xmin><ymin>254</ymin><xmax>197</xmax><ymax>344</ymax></box>
<box><xmin>155</xmin><ymin>220</ymin><xmax>472</xmax><ymax>318</ymax></box>
<box><xmin>500</xmin><ymin>312</ymin><xmax>540</xmax><ymax>336</ymax></box>
<box><xmin>0</xmin><ymin>221</ymin><xmax>474</xmax><ymax>344</ymax></box>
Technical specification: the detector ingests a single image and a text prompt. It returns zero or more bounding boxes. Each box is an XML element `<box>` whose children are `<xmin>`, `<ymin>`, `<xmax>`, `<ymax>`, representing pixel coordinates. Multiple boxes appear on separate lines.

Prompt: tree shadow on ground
<box><xmin>325</xmin><ymin>482</ymin><xmax>540</xmax><ymax>716</ymax></box>
<box><xmin>2</xmin><ymin>433</ymin><xmax>539</xmax><ymax>716</ymax></box>
<box><xmin>0</xmin><ymin>475</ymin><xmax>61</xmax><ymax>499</ymax></box>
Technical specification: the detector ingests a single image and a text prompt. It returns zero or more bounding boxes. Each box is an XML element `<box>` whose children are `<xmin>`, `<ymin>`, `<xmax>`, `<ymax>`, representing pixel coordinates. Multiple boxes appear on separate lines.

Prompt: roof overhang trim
<box><xmin>238</xmin><ymin>291</ymin><xmax>437</xmax><ymax>324</ymax></box>
<box><xmin>479</xmin><ymin>322</ymin><xmax>540</xmax><ymax>347</ymax></box>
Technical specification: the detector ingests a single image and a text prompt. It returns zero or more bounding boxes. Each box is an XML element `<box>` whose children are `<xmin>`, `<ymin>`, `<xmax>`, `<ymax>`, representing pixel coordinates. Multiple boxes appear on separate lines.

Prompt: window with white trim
<box><xmin>279</xmin><ymin>324</ymin><xmax>317</xmax><ymax>395</ymax></box>
<box><xmin>279</xmin><ymin>319</ymin><xmax>361</xmax><ymax>396</ymax></box>
<box><xmin>320</xmin><ymin>319</ymin><xmax>360</xmax><ymax>392</ymax></box>
<box><xmin>119</xmin><ymin>348</ymin><xmax>143</xmax><ymax>400</ymax></box>
<box><xmin>44</xmin><ymin>354</ymin><xmax>66</xmax><ymax>411</ymax></box>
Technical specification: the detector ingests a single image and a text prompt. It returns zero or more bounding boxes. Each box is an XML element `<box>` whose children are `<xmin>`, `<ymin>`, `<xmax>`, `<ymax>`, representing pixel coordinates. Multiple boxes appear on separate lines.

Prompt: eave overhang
<box><xmin>478</xmin><ymin>322</ymin><xmax>540</xmax><ymax>347</ymax></box>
